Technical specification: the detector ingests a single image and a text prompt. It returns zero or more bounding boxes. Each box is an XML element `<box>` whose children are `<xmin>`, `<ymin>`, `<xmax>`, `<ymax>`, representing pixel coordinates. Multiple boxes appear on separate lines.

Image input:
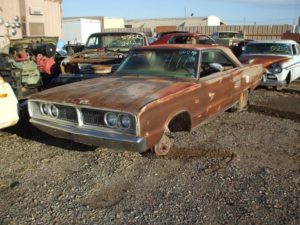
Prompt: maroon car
<box><xmin>151</xmin><ymin>32</ymin><xmax>216</xmax><ymax>45</ymax></box>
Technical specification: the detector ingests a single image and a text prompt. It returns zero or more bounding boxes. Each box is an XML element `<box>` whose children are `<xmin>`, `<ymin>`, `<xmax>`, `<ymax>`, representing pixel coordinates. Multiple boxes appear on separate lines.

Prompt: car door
<box><xmin>195</xmin><ymin>50</ymin><xmax>236</xmax><ymax>123</ymax></box>
<box><xmin>291</xmin><ymin>44</ymin><xmax>300</xmax><ymax>81</ymax></box>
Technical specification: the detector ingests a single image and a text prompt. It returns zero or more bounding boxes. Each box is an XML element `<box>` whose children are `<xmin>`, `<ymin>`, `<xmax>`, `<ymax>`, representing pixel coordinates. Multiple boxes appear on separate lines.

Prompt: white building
<box><xmin>125</xmin><ymin>16</ymin><xmax>223</xmax><ymax>30</ymax></box>
<box><xmin>62</xmin><ymin>16</ymin><xmax>125</xmax><ymax>44</ymax></box>
<box><xmin>63</xmin><ymin>18</ymin><xmax>101</xmax><ymax>44</ymax></box>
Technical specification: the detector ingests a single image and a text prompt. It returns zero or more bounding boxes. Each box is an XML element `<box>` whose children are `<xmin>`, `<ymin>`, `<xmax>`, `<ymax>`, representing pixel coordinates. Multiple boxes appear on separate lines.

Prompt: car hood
<box><xmin>30</xmin><ymin>76</ymin><xmax>196</xmax><ymax>114</ymax></box>
<box><xmin>67</xmin><ymin>49</ymin><xmax>128</xmax><ymax>64</ymax></box>
<box><xmin>239</xmin><ymin>54</ymin><xmax>290</xmax><ymax>67</ymax></box>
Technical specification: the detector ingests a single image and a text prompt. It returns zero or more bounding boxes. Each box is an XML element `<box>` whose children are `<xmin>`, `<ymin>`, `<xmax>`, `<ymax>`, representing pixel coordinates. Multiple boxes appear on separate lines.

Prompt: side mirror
<box><xmin>209</xmin><ymin>63</ymin><xmax>224</xmax><ymax>73</ymax></box>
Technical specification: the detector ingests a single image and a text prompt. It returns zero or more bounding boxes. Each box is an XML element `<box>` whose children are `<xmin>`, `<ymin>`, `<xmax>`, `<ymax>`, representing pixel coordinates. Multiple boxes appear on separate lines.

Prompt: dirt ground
<box><xmin>0</xmin><ymin>82</ymin><xmax>299</xmax><ymax>225</ymax></box>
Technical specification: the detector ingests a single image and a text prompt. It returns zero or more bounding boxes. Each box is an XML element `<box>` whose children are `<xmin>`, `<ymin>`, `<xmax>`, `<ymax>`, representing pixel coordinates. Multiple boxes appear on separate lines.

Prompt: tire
<box><xmin>153</xmin><ymin>133</ymin><xmax>172</xmax><ymax>156</ymax></box>
<box><xmin>230</xmin><ymin>89</ymin><xmax>249</xmax><ymax>112</ymax></box>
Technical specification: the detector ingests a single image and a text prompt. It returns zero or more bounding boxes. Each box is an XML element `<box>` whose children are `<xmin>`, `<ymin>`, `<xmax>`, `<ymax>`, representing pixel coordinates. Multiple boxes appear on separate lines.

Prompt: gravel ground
<box><xmin>0</xmin><ymin>85</ymin><xmax>299</xmax><ymax>225</ymax></box>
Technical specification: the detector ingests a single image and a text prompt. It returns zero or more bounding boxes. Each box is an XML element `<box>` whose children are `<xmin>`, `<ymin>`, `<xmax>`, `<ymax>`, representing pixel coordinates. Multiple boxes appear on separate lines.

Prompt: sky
<box><xmin>62</xmin><ymin>0</ymin><xmax>300</xmax><ymax>25</ymax></box>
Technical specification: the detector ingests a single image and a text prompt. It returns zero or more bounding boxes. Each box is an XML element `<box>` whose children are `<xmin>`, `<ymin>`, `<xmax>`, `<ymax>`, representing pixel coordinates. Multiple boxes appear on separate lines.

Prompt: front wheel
<box><xmin>153</xmin><ymin>134</ymin><xmax>172</xmax><ymax>156</ymax></box>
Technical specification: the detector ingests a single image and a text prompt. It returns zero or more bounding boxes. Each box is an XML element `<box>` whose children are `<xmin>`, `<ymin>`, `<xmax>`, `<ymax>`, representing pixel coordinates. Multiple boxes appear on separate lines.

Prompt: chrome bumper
<box><xmin>30</xmin><ymin>118</ymin><xmax>148</xmax><ymax>152</ymax></box>
<box><xmin>260</xmin><ymin>74</ymin><xmax>287</xmax><ymax>87</ymax></box>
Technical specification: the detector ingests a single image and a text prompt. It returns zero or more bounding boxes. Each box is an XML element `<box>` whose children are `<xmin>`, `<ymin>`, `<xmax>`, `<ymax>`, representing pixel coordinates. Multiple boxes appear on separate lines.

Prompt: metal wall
<box><xmin>104</xmin><ymin>25</ymin><xmax>298</xmax><ymax>40</ymax></box>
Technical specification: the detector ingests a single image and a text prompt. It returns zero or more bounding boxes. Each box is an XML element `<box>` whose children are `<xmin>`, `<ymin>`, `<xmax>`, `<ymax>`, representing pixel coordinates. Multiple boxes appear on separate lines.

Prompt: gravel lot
<box><xmin>0</xmin><ymin>84</ymin><xmax>299</xmax><ymax>224</ymax></box>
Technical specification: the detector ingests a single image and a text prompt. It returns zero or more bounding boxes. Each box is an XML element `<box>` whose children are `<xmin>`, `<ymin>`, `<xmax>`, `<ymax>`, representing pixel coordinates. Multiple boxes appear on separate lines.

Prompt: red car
<box><xmin>151</xmin><ymin>32</ymin><xmax>216</xmax><ymax>45</ymax></box>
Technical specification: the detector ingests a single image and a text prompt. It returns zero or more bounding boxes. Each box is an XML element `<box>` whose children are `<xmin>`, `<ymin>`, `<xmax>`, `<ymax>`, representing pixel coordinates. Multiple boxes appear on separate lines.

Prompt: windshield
<box><xmin>86</xmin><ymin>33</ymin><xmax>145</xmax><ymax>50</ymax></box>
<box><xmin>244</xmin><ymin>43</ymin><xmax>292</xmax><ymax>55</ymax></box>
<box><xmin>219</xmin><ymin>32</ymin><xmax>244</xmax><ymax>39</ymax></box>
<box><xmin>115</xmin><ymin>49</ymin><xmax>199</xmax><ymax>78</ymax></box>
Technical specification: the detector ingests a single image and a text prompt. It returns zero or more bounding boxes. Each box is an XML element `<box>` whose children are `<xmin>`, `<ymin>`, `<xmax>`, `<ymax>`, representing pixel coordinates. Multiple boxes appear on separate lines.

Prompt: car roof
<box><xmin>89</xmin><ymin>32</ymin><xmax>146</xmax><ymax>36</ymax></box>
<box><xmin>163</xmin><ymin>33</ymin><xmax>204</xmax><ymax>38</ymax></box>
<box><xmin>136</xmin><ymin>44</ymin><xmax>226</xmax><ymax>50</ymax></box>
<box><xmin>134</xmin><ymin>44</ymin><xmax>242</xmax><ymax>65</ymax></box>
<box><xmin>215</xmin><ymin>31</ymin><xmax>243</xmax><ymax>34</ymax></box>
<box><xmin>247</xmin><ymin>40</ymin><xmax>298</xmax><ymax>45</ymax></box>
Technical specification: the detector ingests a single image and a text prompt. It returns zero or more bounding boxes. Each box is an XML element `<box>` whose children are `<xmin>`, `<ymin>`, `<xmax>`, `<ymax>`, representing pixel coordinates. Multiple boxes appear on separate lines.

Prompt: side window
<box><xmin>168</xmin><ymin>37</ymin><xmax>176</xmax><ymax>44</ymax></box>
<box><xmin>212</xmin><ymin>33</ymin><xmax>218</xmax><ymax>39</ymax></box>
<box><xmin>200</xmin><ymin>50</ymin><xmax>236</xmax><ymax>77</ymax></box>
<box><xmin>295</xmin><ymin>45</ymin><xmax>300</xmax><ymax>55</ymax></box>
<box><xmin>86</xmin><ymin>36</ymin><xmax>99</xmax><ymax>48</ymax></box>
<box><xmin>292</xmin><ymin>45</ymin><xmax>297</xmax><ymax>55</ymax></box>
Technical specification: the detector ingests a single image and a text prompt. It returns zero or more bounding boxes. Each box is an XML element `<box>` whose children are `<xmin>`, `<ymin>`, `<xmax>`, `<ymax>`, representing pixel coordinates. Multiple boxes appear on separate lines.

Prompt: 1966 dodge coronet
<box><xmin>28</xmin><ymin>45</ymin><xmax>263</xmax><ymax>155</ymax></box>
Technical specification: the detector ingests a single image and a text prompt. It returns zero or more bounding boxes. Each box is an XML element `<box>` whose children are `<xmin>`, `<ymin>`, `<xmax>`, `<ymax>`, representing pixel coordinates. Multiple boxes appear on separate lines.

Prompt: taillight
<box><xmin>0</xmin><ymin>85</ymin><xmax>8</xmax><ymax>98</ymax></box>
<box><xmin>0</xmin><ymin>76</ymin><xmax>8</xmax><ymax>98</ymax></box>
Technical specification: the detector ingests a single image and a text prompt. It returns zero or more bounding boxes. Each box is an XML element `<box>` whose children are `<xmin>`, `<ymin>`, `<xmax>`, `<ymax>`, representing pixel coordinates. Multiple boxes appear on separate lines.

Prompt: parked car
<box><xmin>239</xmin><ymin>40</ymin><xmax>300</xmax><ymax>89</ymax></box>
<box><xmin>0</xmin><ymin>75</ymin><xmax>19</xmax><ymax>129</ymax></box>
<box><xmin>211</xmin><ymin>31</ymin><xmax>244</xmax><ymax>47</ymax></box>
<box><xmin>60</xmin><ymin>32</ymin><xmax>148</xmax><ymax>76</ymax></box>
<box><xmin>151</xmin><ymin>32</ymin><xmax>215</xmax><ymax>45</ymax></box>
<box><xmin>28</xmin><ymin>44</ymin><xmax>263</xmax><ymax>155</ymax></box>
<box><xmin>155</xmin><ymin>31</ymin><xmax>189</xmax><ymax>39</ymax></box>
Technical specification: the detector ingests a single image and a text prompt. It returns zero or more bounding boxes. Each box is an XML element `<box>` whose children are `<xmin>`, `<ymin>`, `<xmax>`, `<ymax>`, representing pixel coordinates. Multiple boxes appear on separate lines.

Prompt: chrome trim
<box><xmin>30</xmin><ymin>118</ymin><xmax>148</xmax><ymax>152</ymax></box>
<box><xmin>28</xmin><ymin>100</ymin><xmax>137</xmax><ymax>135</ymax></box>
<box><xmin>104</xmin><ymin>112</ymin><xmax>118</xmax><ymax>128</ymax></box>
<box><xmin>76</xmin><ymin>107</ymin><xmax>84</xmax><ymax>126</ymax></box>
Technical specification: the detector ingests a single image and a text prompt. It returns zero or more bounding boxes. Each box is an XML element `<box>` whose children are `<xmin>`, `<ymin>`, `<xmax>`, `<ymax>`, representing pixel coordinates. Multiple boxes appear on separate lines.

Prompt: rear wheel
<box><xmin>230</xmin><ymin>89</ymin><xmax>249</xmax><ymax>112</ymax></box>
<box><xmin>153</xmin><ymin>134</ymin><xmax>172</xmax><ymax>156</ymax></box>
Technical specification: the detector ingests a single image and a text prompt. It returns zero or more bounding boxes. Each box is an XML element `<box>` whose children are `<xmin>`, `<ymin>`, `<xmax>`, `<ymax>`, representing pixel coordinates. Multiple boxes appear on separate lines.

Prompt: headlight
<box><xmin>50</xmin><ymin>105</ymin><xmax>59</xmax><ymax>118</ymax></box>
<box><xmin>270</xmin><ymin>64</ymin><xmax>282</xmax><ymax>74</ymax></box>
<box><xmin>40</xmin><ymin>103</ymin><xmax>49</xmax><ymax>115</ymax></box>
<box><xmin>119</xmin><ymin>114</ymin><xmax>131</xmax><ymax>129</ymax></box>
<box><xmin>105</xmin><ymin>112</ymin><xmax>118</xmax><ymax>127</ymax></box>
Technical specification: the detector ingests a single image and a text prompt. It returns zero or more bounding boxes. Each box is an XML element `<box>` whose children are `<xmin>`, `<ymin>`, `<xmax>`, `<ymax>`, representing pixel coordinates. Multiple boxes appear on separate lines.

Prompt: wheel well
<box><xmin>168</xmin><ymin>112</ymin><xmax>191</xmax><ymax>132</ymax></box>
<box><xmin>286</xmin><ymin>72</ymin><xmax>291</xmax><ymax>84</ymax></box>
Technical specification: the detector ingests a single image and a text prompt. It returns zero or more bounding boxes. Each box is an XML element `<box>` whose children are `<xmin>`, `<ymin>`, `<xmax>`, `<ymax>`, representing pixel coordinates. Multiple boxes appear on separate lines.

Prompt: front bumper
<box><xmin>260</xmin><ymin>73</ymin><xmax>287</xmax><ymax>87</ymax></box>
<box><xmin>30</xmin><ymin>118</ymin><xmax>148</xmax><ymax>152</ymax></box>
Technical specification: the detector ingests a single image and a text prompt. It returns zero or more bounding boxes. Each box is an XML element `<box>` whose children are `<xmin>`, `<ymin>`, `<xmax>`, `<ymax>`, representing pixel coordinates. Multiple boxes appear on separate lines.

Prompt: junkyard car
<box><xmin>60</xmin><ymin>32</ymin><xmax>148</xmax><ymax>75</ymax></box>
<box><xmin>151</xmin><ymin>32</ymin><xmax>215</xmax><ymax>45</ymax></box>
<box><xmin>239</xmin><ymin>40</ymin><xmax>300</xmax><ymax>88</ymax></box>
<box><xmin>28</xmin><ymin>45</ymin><xmax>263</xmax><ymax>155</ymax></box>
<box><xmin>211</xmin><ymin>31</ymin><xmax>244</xmax><ymax>47</ymax></box>
<box><xmin>0</xmin><ymin>75</ymin><xmax>19</xmax><ymax>129</ymax></box>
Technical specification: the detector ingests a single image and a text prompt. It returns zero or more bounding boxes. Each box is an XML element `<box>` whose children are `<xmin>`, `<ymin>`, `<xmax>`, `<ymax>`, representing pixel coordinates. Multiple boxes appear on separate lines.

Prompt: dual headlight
<box><xmin>40</xmin><ymin>103</ymin><xmax>59</xmax><ymax>118</ymax></box>
<box><xmin>105</xmin><ymin>112</ymin><xmax>132</xmax><ymax>129</ymax></box>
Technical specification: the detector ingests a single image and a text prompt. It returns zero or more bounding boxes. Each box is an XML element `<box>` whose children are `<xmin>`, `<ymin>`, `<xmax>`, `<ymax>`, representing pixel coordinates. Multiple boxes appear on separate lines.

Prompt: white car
<box><xmin>0</xmin><ymin>76</ymin><xmax>19</xmax><ymax>129</ymax></box>
<box><xmin>239</xmin><ymin>40</ymin><xmax>300</xmax><ymax>89</ymax></box>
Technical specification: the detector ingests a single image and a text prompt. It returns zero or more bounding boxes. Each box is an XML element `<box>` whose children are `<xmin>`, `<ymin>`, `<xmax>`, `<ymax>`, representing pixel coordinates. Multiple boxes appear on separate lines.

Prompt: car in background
<box><xmin>151</xmin><ymin>32</ymin><xmax>215</xmax><ymax>45</ymax></box>
<box><xmin>28</xmin><ymin>44</ymin><xmax>263</xmax><ymax>155</ymax></box>
<box><xmin>0</xmin><ymin>75</ymin><xmax>19</xmax><ymax>129</ymax></box>
<box><xmin>60</xmin><ymin>32</ymin><xmax>148</xmax><ymax>76</ymax></box>
<box><xmin>212</xmin><ymin>31</ymin><xmax>244</xmax><ymax>47</ymax></box>
<box><xmin>239</xmin><ymin>40</ymin><xmax>300</xmax><ymax>89</ymax></box>
<box><xmin>155</xmin><ymin>31</ymin><xmax>189</xmax><ymax>39</ymax></box>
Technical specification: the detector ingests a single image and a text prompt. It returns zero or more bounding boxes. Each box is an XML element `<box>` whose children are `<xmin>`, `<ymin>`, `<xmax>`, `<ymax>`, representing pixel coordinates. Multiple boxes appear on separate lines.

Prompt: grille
<box><xmin>81</xmin><ymin>108</ymin><xmax>106</xmax><ymax>127</ymax></box>
<box><xmin>29</xmin><ymin>101</ymin><xmax>136</xmax><ymax>134</ymax></box>
<box><xmin>56</xmin><ymin>105</ymin><xmax>78</xmax><ymax>123</ymax></box>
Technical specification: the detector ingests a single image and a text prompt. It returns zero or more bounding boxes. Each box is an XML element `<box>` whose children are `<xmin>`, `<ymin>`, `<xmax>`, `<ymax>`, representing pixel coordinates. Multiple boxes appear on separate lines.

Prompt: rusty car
<box><xmin>151</xmin><ymin>32</ymin><xmax>215</xmax><ymax>45</ymax></box>
<box><xmin>28</xmin><ymin>44</ymin><xmax>263</xmax><ymax>155</ymax></box>
<box><xmin>0</xmin><ymin>75</ymin><xmax>19</xmax><ymax>129</ymax></box>
<box><xmin>211</xmin><ymin>31</ymin><xmax>245</xmax><ymax>47</ymax></box>
<box><xmin>239</xmin><ymin>40</ymin><xmax>300</xmax><ymax>89</ymax></box>
<box><xmin>60</xmin><ymin>32</ymin><xmax>148</xmax><ymax>76</ymax></box>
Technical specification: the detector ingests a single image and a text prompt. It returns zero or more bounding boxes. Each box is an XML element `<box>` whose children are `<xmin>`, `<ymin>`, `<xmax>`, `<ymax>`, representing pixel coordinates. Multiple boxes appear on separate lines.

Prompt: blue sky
<box><xmin>62</xmin><ymin>0</ymin><xmax>300</xmax><ymax>25</ymax></box>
